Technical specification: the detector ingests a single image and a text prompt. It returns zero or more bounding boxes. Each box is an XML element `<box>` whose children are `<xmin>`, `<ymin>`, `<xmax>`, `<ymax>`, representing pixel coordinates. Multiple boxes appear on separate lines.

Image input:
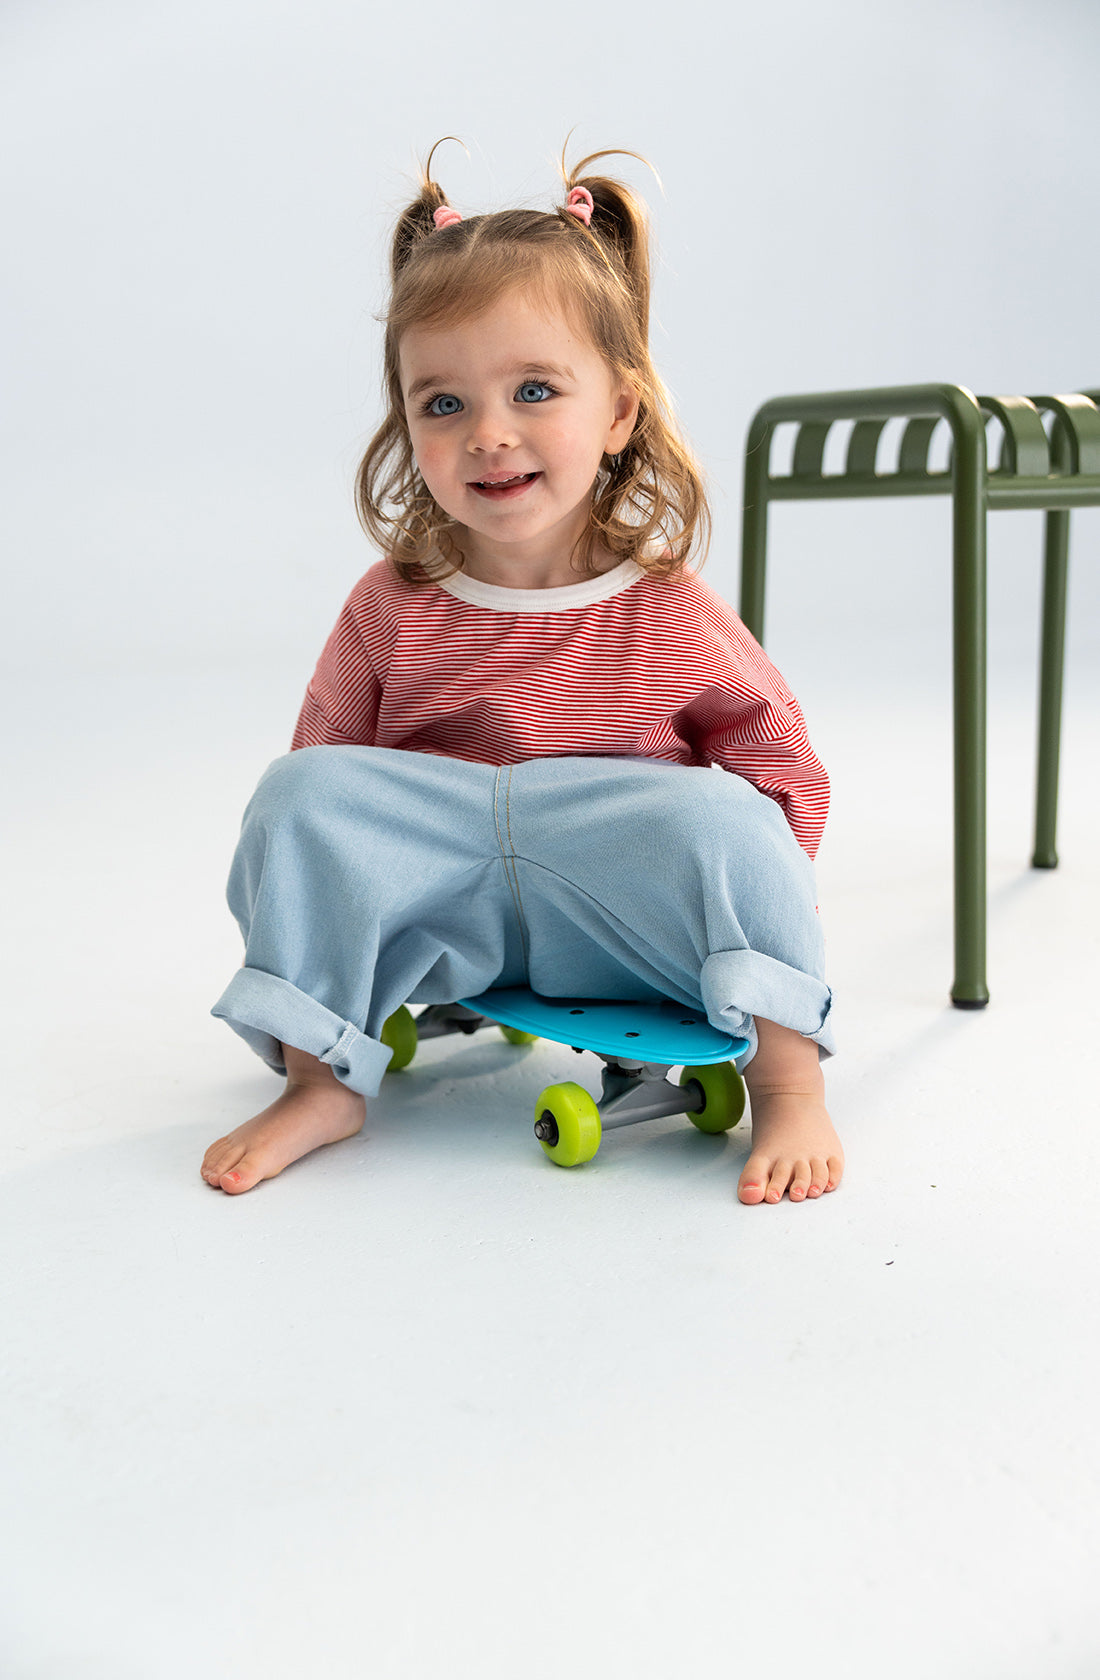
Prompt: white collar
<box><xmin>434</xmin><ymin>559</ymin><xmax>645</xmax><ymax>613</ymax></box>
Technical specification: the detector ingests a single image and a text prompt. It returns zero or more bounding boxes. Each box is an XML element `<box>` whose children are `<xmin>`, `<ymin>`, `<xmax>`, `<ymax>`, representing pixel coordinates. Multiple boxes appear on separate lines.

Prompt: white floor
<box><xmin>3</xmin><ymin>660</ymin><xmax>1099</xmax><ymax>1680</ymax></box>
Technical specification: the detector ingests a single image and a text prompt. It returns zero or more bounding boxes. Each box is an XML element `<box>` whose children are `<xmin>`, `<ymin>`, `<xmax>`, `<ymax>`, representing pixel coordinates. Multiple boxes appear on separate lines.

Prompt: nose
<box><xmin>465</xmin><ymin>396</ymin><xmax>521</xmax><ymax>456</ymax></box>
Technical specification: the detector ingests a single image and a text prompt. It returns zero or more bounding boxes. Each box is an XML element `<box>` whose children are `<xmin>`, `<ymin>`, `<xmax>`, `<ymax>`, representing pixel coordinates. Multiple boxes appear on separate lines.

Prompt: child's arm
<box><xmin>672</xmin><ymin>584</ymin><xmax>829</xmax><ymax>860</ymax></box>
<box><xmin>289</xmin><ymin>568</ymin><xmax>390</xmax><ymax>751</ymax></box>
<box><xmin>700</xmin><ymin>690</ymin><xmax>829</xmax><ymax>861</ymax></box>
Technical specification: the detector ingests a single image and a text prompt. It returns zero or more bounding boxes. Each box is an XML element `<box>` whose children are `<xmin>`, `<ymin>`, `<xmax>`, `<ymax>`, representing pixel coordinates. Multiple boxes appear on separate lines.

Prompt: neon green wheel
<box><xmin>499</xmin><ymin>1024</ymin><xmax>539</xmax><ymax>1046</ymax></box>
<box><xmin>680</xmin><ymin>1061</ymin><xmax>746</xmax><ymax>1133</ymax></box>
<box><xmin>533</xmin><ymin>1082</ymin><xmax>602</xmax><ymax>1167</ymax></box>
<box><xmin>380</xmin><ymin>1005</ymin><xmax>418</xmax><ymax>1072</ymax></box>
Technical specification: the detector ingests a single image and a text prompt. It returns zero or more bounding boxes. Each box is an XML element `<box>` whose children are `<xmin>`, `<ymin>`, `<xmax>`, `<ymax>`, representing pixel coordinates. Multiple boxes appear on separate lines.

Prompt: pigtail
<box><xmin>389</xmin><ymin>136</ymin><xmax>464</xmax><ymax>282</ymax></box>
<box><xmin>555</xmin><ymin>147</ymin><xmax>705</xmax><ymax>576</ymax></box>
<box><xmin>560</xmin><ymin>146</ymin><xmax>656</xmax><ymax>335</ymax></box>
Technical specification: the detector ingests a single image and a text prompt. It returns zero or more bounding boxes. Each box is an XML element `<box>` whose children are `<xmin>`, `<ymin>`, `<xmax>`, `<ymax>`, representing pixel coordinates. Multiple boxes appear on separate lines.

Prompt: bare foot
<box><xmin>737</xmin><ymin>1016</ymin><xmax>844</xmax><ymax>1206</ymax></box>
<box><xmin>202</xmin><ymin>1045</ymin><xmax>365</xmax><ymax>1195</ymax></box>
<box><xmin>737</xmin><ymin>1090</ymin><xmax>844</xmax><ymax>1205</ymax></box>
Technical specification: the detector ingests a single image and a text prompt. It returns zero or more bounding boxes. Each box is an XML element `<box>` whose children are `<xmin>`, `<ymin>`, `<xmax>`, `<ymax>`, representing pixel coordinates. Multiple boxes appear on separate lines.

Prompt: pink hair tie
<box><xmin>432</xmin><ymin>205</ymin><xmax>462</xmax><ymax>231</ymax></box>
<box><xmin>564</xmin><ymin>186</ymin><xmax>594</xmax><ymax>227</ymax></box>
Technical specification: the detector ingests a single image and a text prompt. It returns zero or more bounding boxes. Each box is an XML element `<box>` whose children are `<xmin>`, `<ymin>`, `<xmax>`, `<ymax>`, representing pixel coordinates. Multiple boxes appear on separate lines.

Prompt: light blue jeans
<box><xmin>211</xmin><ymin>746</ymin><xmax>835</xmax><ymax>1096</ymax></box>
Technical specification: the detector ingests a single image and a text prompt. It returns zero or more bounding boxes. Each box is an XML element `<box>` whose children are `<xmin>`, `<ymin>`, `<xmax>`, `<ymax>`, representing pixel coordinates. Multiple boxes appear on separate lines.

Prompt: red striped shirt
<box><xmin>292</xmin><ymin>559</ymin><xmax>829</xmax><ymax>859</ymax></box>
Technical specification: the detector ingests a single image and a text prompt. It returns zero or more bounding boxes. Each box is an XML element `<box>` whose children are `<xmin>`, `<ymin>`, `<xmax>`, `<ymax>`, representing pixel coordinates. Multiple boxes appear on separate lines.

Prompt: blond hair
<box><xmin>355</xmin><ymin>142</ymin><xmax>710</xmax><ymax>586</ymax></box>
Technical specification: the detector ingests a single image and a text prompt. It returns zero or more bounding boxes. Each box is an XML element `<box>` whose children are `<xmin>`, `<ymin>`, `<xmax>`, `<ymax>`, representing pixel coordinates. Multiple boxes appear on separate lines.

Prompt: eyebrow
<box><xmin>405</xmin><ymin>361</ymin><xmax>577</xmax><ymax>402</ymax></box>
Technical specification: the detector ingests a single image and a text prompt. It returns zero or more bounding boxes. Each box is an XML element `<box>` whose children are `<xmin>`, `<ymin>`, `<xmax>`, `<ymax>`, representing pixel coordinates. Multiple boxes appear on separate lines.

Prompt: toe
<box><xmin>806</xmin><ymin>1156</ymin><xmax>829</xmax><ymax>1197</ymax></box>
<box><xmin>217</xmin><ymin>1159</ymin><xmax>264</xmax><ymax>1194</ymax></box>
<box><xmin>201</xmin><ymin>1136</ymin><xmax>229</xmax><ymax>1177</ymax></box>
<box><xmin>788</xmin><ymin>1161</ymin><xmax>812</xmax><ymax>1202</ymax></box>
<box><xmin>738</xmin><ymin>1152</ymin><xmax>770</xmax><ymax>1204</ymax></box>
<box><xmin>764</xmin><ymin>1160</ymin><xmax>792</xmax><ymax>1203</ymax></box>
<box><xmin>202</xmin><ymin>1137</ymin><xmax>247</xmax><ymax>1187</ymax></box>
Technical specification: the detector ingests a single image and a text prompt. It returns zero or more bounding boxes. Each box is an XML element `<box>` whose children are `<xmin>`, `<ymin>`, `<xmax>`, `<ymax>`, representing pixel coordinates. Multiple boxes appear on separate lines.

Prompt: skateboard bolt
<box><xmin>534</xmin><ymin>1114</ymin><xmax>559</xmax><ymax>1145</ymax></box>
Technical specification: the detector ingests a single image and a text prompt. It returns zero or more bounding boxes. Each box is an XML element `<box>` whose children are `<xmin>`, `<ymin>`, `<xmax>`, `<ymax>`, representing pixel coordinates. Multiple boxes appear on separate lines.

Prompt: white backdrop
<box><xmin>2</xmin><ymin>0</ymin><xmax>1098</xmax><ymax>699</ymax></box>
<box><xmin>5</xmin><ymin>12</ymin><xmax>1100</xmax><ymax>1676</ymax></box>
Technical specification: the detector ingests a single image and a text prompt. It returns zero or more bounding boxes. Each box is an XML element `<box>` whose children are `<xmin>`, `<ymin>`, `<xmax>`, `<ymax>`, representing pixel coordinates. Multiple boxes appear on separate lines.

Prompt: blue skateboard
<box><xmin>380</xmin><ymin>988</ymin><xmax>750</xmax><ymax>1167</ymax></box>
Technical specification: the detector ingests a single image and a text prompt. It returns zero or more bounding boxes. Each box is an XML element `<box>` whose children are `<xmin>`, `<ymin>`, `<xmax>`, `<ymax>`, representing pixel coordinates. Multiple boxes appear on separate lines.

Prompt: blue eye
<box><xmin>516</xmin><ymin>382</ymin><xmax>552</xmax><ymax>404</ymax></box>
<box><xmin>427</xmin><ymin>393</ymin><xmax>462</xmax><ymax>416</ymax></box>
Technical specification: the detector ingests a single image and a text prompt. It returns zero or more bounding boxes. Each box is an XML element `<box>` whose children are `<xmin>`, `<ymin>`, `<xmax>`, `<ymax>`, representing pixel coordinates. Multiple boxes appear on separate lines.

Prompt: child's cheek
<box><xmin>545</xmin><ymin>421</ymin><xmax>586</xmax><ymax>472</ymax></box>
<box><xmin>412</xmin><ymin>437</ymin><xmax>450</xmax><ymax>499</ymax></box>
<box><xmin>552</xmin><ymin>426</ymin><xmax>602</xmax><ymax>483</ymax></box>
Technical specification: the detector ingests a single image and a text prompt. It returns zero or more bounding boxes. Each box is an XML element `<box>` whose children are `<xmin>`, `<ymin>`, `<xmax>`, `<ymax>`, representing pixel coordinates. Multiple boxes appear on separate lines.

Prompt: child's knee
<box><xmin>645</xmin><ymin>768</ymin><xmax>800</xmax><ymax>868</ymax></box>
<box><xmin>247</xmin><ymin>745</ymin><xmax>356</xmax><ymax>828</ymax></box>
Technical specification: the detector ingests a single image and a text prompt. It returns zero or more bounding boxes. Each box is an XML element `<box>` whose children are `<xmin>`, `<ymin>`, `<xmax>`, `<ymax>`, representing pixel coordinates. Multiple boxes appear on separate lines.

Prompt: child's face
<box><xmin>399</xmin><ymin>289</ymin><xmax>639</xmax><ymax>587</ymax></box>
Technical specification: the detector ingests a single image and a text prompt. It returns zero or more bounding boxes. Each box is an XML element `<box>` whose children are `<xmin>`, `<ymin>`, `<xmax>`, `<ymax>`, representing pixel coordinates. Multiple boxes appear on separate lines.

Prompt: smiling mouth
<box><xmin>469</xmin><ymin>472</ymin><xmax>540</xmax><ymax>497</ymax></box>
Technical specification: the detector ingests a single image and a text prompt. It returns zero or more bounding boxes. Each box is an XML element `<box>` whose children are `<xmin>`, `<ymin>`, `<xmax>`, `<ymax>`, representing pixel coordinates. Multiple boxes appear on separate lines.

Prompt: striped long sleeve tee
<box><xmin>291</xmin><ymin>557</ymin><xmax>829</xmax><ymax>860</ymax></box>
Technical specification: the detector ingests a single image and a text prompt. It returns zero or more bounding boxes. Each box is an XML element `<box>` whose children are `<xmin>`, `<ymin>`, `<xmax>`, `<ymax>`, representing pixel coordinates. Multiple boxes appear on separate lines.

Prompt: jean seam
<box><xmin>319</xmin><ymin>1022</ymin><xmax>361</xmax><ymax>1064</ymax></box>
<box><xmin>493</xmin><ymin>765</ymin><xmax>531</xmax><ymax>975</ymax></box>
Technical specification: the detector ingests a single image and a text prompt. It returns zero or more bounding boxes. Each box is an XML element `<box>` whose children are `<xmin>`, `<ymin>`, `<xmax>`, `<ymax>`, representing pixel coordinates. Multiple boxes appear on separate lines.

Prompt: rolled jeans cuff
<box><xmin>700</xmin><ymin>948</ymin><xmax>835</xmax><ymax>1065</ymax></box>
<box><xmin>210</xmin><ymin>967</ymin><xmax>394</xmax><ymax>1097</ymax></box>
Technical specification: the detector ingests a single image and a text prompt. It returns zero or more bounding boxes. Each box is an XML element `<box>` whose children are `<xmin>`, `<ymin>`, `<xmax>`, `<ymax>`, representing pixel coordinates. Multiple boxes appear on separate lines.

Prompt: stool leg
<box><xmin>740</xmin><ymin>415</ymin><xmax>772</xmax><ymax>643</ymax></box>
<box><xmin>1033</xmin><ymin>509</ymin><xmax>1069</xmax><ymax>869</ymax></box>
<box><xmin>951</xmin><ymin>454</ymin><xmax>990</xmax><ymax>1008</ymax></box>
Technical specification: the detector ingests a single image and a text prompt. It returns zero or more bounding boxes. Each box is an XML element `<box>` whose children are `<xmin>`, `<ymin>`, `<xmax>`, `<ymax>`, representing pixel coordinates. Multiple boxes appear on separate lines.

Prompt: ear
<box><xmin>606</xmin><ymin>376</ymin><xmax>641</xmax><ymax>454</ymax></box>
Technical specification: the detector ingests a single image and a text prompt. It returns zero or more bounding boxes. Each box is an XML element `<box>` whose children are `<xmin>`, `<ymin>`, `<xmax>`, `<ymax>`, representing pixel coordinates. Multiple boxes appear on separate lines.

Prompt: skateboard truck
<box><xmin>533</xmin><ymin>1058</ymin><xmax>710</xmax><ymax>1143</ymax></box>
<box><xmin>410</xmin><ymin>1002</ymin><xmax>487</xmax><ymax>1039</ymax></box>
<box><xmin>379</xmin><ymin>989</ymin><xmax>749</xmax><ymax>1169</ymax></box>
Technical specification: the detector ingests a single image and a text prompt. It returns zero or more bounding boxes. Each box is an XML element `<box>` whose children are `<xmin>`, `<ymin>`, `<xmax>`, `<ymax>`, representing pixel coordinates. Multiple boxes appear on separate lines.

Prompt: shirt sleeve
<box><xmin>290</xmin><ymin>569</ymin><xmax>390</xmax><ymax>751</ymax></box>
<box><xmin>672</xmin><ymin>595</ymin><xmax>830</xmax><ymax>860</ymax></box>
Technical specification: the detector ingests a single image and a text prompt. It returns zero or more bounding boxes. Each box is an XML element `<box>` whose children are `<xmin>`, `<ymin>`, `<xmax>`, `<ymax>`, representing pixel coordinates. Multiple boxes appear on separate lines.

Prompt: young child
<box><xmin>203</xmin><ymin>145</ymin><xmax>843</xmax><ymax>1206</ymax></box>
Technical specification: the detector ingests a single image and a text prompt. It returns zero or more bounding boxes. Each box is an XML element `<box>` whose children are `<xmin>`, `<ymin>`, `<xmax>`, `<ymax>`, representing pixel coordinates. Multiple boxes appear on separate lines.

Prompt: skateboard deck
<box><xmin>457</xmin><ymin>987</ymin><xmax>748</xmax><ymax>1066</ymax></box>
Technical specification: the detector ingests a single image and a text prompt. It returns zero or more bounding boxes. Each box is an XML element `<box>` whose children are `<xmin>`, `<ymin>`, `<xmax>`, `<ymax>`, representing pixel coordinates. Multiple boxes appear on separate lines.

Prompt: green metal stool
<box><xmin>740</xmin><ymin>383</ymin><xmax>1100</xmax><ymax>1008</ymax></box>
